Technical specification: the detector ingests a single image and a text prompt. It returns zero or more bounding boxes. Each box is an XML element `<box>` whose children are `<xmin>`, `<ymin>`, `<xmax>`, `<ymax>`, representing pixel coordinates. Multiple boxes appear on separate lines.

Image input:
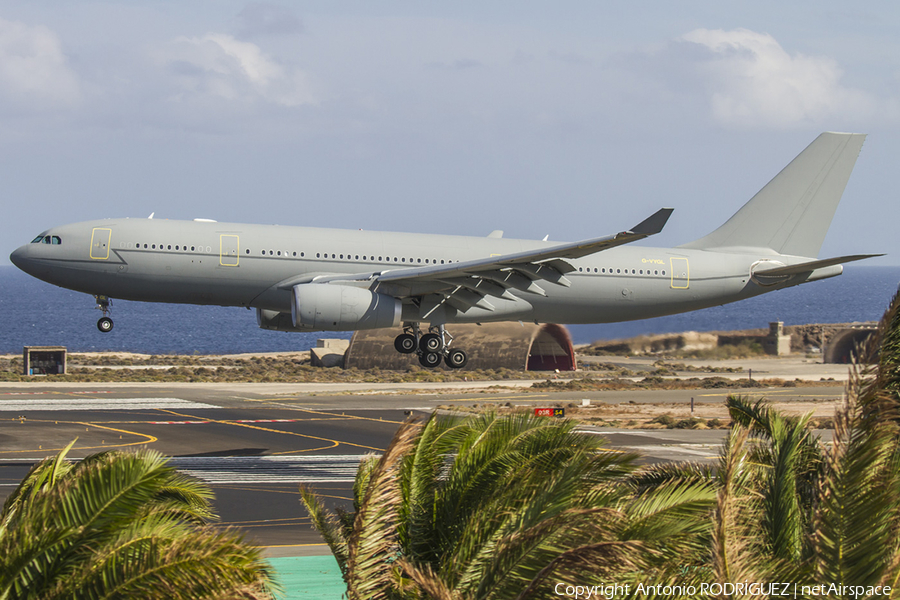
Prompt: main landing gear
<box><xmin>95</xmin><ymin>295</ymin><xmax>114</xmax><ymax>333</ymax></box>
<box><xmin>394</xmin><ymin>323</ymin><xmax>468</xmax><ymax>369</ymax></box>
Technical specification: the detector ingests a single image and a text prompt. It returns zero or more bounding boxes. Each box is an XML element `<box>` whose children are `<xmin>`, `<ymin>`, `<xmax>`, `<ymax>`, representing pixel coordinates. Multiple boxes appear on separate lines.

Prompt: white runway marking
<box><xmin>0</xmin><ymin>397</ymin><xmax>221</xmax><ymax>412</ymax></box>
<box><xmin>171</xmin><ymin>455</ymin><xmax>365</xmax><ymax>484</ymax></box>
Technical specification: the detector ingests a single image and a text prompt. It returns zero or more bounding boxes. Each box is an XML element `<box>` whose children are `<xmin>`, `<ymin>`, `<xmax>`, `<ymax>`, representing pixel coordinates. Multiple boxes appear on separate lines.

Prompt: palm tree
<box><xmin>302</xmin><ymin>412</ymin><xmax>717</xmax><ymax>600</ymax></box>
<box><xmin>305</xmin><ymin>291</ymin><xmax>900</xmax><ymax>599</ymax></box>
<box><xmin>694</xmin><ymin>291</ymin><xmax>900</xmax><ymax>596</ymax></box>
<box><xmin>0</xmin><ymin>441</ymin><xmax>276</xmax><ymax>600</ymax></box>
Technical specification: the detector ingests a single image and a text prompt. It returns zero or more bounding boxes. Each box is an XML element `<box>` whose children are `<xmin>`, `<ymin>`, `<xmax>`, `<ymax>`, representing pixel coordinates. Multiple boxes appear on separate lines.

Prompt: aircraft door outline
<box><xmin>670</xmin><ymin>257</ymin><xmax>689</xmax><ymax>289</ymax></box>
<box><xmin>219</xmin><ymin>234</ymin><xmax>240</xmax><ymax>267</ymax></box>
<box><xmin>90</xmin><ymin>228</ymin><xmax>112</xmax><ymax>260</ymax></box>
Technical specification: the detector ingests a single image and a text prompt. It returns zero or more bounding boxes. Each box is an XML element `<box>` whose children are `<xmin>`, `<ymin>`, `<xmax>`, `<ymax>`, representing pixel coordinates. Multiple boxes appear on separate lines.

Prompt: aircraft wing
<box><xmin>287</xmin><ymin>208</ymin><xmax>673</xmax><ymax>311</ymax></box>
<box><xmin>378</xmin><ymin>207</ymin><xmax>673</xmax><ymax>283</ymax></box>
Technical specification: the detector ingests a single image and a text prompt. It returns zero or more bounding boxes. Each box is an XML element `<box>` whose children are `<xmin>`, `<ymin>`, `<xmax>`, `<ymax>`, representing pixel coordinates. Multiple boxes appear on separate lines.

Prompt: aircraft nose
<box><xmin>9</xmin><ymin>245</ymin><xmax>31</xmax><ymax>272</ymax></box>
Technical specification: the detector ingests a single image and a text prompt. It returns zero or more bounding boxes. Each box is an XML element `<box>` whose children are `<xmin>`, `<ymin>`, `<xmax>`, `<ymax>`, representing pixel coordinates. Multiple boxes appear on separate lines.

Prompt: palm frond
<box><xmin>710</xmin><ymin>426</ymin><xmax>772</xmax><ymax>584</ymax></box>
<box><xmin>0</xmin><ymin>439</ymin><xmax>78</xmax><ymax>537</ymax></box>
<box><xmin>0</xmin><ymin>447</ymin><xmax>275</xmax><ymax>600</ymax></box>
<box><xmin>298</xmin><ymin>486</ymin><xmax>350</xmax><ymax>577</ymax></box>
<box><xmin>344</xmin><ymin>419</ymin><xmax>420</xmax><ymax>600</ymax></box>
<box><xmin>811</xmin><ymin>371</ymin><xmax>900</xmax><ymax>587</ymax></box>
<box><xmin>512</xmin><ymin>540</ymin><xmax>645</xmax><ymax>600</ymax></box>
<box><xmin>398</xmin><ymin>558</ymin><xmax>461</xmax><ymax>600</ymax></box>
<box><xmin>627</xmin><ymin>461</ymin><xmax>715</xmax><ymax>494</ymax></box>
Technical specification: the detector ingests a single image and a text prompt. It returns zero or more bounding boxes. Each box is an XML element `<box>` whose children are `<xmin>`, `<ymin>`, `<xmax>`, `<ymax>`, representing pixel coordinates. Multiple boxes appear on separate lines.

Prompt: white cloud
<box><xmin>680</xmin><ymin>28</ymin><xmax>875</xmax><ymax>127</ymax></box>
<box><xmin>159</xmin><ymin>33</ymin><xmax>315</xmax><ymax>107</ymax></box>
<box><xmin>0</xmin><ymin>18</ymin><xmax>80</xmax><ymax>110</ymax></box>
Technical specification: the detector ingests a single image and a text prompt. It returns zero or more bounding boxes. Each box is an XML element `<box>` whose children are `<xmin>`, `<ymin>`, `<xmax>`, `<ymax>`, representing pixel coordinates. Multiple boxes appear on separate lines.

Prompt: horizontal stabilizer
<box><xmin>753</xmin><ymin>254</ymin><xmax>883</xmax><ymax>277</ymax></box>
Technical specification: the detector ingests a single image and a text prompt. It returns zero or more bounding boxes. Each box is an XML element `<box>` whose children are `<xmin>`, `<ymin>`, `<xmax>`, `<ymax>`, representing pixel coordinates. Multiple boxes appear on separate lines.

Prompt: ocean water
<box><xmin>1</xmin><ymin>265</ymin><xmax>898</xmax><ymax>354</ymax></box>
<box><xmin>567</xmin><ymin>266</ymin><xmax>900</xmax><ymax>343</ymax></box>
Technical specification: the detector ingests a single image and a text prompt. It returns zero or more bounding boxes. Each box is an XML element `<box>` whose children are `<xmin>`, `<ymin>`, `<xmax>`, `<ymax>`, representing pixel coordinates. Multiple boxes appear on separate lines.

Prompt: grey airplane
<box><xmin>9</xmin><ymin>132</ymin><xmax>881</xmax><ymax>368</ymax></box>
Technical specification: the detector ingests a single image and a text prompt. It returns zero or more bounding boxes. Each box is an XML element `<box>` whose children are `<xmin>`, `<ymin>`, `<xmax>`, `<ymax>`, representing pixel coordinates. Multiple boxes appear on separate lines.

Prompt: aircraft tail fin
<box><xmin>679</xmin><ymin>132</ymin><xmax>866</xmax><ymax>257</ymax></box>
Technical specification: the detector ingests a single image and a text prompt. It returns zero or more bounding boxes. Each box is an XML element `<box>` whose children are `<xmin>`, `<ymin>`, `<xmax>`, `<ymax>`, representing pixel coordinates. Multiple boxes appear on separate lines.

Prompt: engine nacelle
<box><xmin>257</xmin><ymin>308</ymin><xmax>307</xmax><ymax>332</ymax></box>
<box><xmin>291</xmin><ymin>284</ymin><xmax>401</xmax><ymax>331</ymax></box>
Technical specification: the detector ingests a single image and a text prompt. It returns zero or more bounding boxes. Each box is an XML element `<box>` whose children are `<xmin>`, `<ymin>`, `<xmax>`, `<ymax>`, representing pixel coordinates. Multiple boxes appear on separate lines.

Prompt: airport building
<box><xmin>344</xmin><ymin>323</ymin><xmax>576</xmax><ymax>371</ymax></box>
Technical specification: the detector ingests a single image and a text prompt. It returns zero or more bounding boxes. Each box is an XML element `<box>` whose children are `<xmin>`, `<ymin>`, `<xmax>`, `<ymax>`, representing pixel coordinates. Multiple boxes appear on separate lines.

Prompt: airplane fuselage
<box><xmin>10</xmin><ymin>217</ymin><xmax>837</xmax><ymax>326</ymax></box>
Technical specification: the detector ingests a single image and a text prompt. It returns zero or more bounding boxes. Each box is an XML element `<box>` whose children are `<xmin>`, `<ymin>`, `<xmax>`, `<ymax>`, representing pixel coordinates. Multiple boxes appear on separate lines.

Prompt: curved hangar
<box><xmin>824</xmin><ymin>327</ymin><xmax>877</xmax><ymax>364</ymax></box>
<box><xmin>345</xmin><ymin>323</ymin><xmax>576</xmax><ymax>371</ymax></box>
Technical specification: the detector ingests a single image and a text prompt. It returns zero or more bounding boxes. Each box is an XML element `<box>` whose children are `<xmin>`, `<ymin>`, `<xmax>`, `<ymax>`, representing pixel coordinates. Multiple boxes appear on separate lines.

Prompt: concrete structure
<box><xmin>823</xmin><ymin>326</ymin><xmax>877</xmax><ymax>364</ymax></box>
<box><xmin>345</xmin><ymin>323</ymin><xmax>576</xmax><ymax>371</ymax></box>
<box><xmin>23</xmin><ymin>346</ymin><xmax>67</xmax><ymax>376</ymax></box>
<box><xmin>764</xmin><ymin>322</ymin><xmax>792</xmax><ymax>356</ymax></box>
<box><xmin>310</xmin><ymin>339</ymin><xmax>350</xmax><ymax>368</ymax></box>
<box><xmin>584</xmin><ymin>321</ymin><xmax>881</xmax><ymax>361</ymax></box>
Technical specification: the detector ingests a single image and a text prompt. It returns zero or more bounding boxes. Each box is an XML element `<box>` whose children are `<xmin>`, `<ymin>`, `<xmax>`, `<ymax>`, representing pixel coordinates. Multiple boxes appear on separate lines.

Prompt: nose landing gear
<box><xmin>393</xmin><ymin>323</ymin><xmax>468</xmax><ymax>369</ymax></box>
<box><xmin>95</xmin><ymin>296</ymin><xmax>114</xmax><ymax>333</ymax></box>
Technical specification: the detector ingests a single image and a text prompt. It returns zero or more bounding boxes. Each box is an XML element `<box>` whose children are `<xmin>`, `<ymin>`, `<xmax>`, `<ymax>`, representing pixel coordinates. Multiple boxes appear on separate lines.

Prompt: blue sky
<box><xmin>2</xmin><ymin>1</ymin><xmax>898</xmax><ymax>264</ymax></box>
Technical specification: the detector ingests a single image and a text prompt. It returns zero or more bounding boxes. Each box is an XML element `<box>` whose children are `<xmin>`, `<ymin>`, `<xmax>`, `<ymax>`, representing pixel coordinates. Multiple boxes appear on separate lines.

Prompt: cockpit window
<box><xmin>31</xmin><ymin>235</ymin><xmax>62</xmax><ymax>245</ymax></box>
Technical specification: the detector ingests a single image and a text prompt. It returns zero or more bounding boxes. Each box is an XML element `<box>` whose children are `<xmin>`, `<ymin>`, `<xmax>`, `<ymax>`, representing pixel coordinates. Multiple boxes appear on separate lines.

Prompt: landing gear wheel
<box><xmin>394</xmin><ymin>333</ymin><xmax>417</xmax><ymax>354</ymax></box>
<box><xmin>420</xmin><ymin>333</ymin><xmax>442</xmax><ymax>353</ymax></box>
<box><xmin>419</xmin><ymin>352</ymin><xmax>442</xmax><ymax>368</ymax></box>
<box><xmin>97</xmin><ymin>317</ymin><xmax>114</xmax><ymax>333</ymax></box>
<box><xmin>445</xmin><ymin>348</ymin><xmax>468</xmax><ymax>369</ymax></box>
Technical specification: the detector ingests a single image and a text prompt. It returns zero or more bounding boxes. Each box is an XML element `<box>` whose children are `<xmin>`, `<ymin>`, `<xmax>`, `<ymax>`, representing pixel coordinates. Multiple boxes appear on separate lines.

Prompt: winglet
<box><xmin>630</xmin><ymin>208</ymin><xmax>674</xmax><ymax>236</ymax></box>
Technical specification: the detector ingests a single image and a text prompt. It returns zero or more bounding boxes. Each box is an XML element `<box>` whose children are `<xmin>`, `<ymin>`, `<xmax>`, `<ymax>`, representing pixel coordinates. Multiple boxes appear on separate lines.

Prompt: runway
<box><xmin>0</xmin><ymin>380</ymin><xmax>844</xmax><ymax>553</ymax></box>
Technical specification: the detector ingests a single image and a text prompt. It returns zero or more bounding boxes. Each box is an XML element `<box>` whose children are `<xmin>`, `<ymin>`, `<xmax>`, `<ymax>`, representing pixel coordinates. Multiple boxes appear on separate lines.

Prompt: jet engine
<box><xmin>290</xmin><ymin>283</ymin><xmax>401</xmax><ymax>331</ymax></box>
<box><xmin>256</xmin><ymin>308</ymin><xmax>304</xmax><ymax>332</ymax></box>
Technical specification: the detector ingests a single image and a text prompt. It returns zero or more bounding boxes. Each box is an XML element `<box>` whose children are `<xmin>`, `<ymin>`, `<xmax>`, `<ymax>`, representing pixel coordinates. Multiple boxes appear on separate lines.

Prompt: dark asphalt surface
<box><xmin>0</xmin><ymin>381</ymin><xmax>843</xmax><ymax>553</ymax></box>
